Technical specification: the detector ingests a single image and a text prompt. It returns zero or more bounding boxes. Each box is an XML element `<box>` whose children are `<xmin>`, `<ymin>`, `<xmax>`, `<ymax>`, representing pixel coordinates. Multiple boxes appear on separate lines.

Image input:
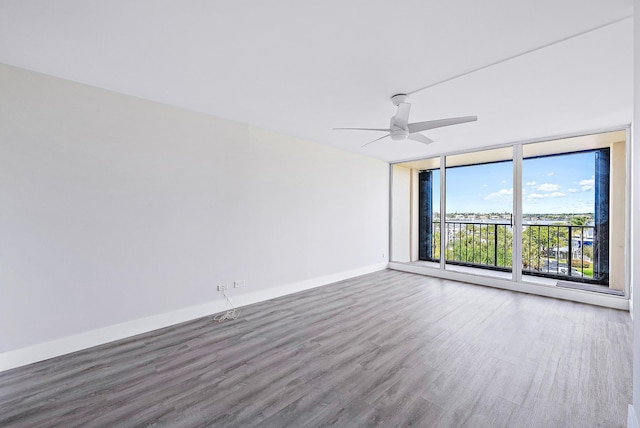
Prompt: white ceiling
<box><xmin>0</xmin><ymin>1</ymin><xmax>634</xmax><ymax>162</ymax></box>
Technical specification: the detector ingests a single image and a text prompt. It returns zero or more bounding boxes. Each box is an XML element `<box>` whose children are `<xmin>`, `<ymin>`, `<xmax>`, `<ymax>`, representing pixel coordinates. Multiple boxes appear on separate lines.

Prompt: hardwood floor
<box><xmin>0</xmin><ymin>270</ymin><xmax>632</xmax><ymax>427</ymax></box>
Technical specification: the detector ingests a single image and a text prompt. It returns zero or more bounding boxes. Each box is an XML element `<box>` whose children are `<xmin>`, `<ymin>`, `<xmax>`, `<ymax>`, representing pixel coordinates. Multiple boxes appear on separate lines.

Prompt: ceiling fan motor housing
<box><xmin>390</xmin><ymin>127</ymin><xmax>409</xmax><ymax>140</ymax></box>
<box><xmin>391</xmin><ymin>94</ymin><xmax>408</xmax><ymax>106</ymax></box>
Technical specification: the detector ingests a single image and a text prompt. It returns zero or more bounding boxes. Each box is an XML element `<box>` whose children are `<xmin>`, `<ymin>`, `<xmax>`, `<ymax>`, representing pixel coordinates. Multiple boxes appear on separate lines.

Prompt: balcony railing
<box><xmin>425</xmin><ymin>221</ymin><xmax>602</xmax><ymax>284</ymax></box>
<box><xmin>429</xmin><ymin>221</ymin><xmax>512</xmax><ymax>271</ymax></box>
<box><xmin>522</xmin><ymin>224</ymin><xmax>597</xmax><ymax>283</ymax></box>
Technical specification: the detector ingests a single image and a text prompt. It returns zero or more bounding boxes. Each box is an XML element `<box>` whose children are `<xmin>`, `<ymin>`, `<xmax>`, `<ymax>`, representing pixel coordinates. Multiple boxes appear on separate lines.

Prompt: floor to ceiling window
<box><xmin>442</xmin><ymin>148</ymin><xmax>513</xmax><ymax>277</ymax></box>
<box><xmin>390</xmin><ymin>129</ymin><xmax>627</xmax><ymax>298</ymax></box>
<box><xmin>521</xmin><ymin>151</ymin><xmax>606</xmax><ymax>283</ymax></box>
<box><xmin>519</xmin><ymin>133</ymin><xmax>625</xmax><ymax>294</ymax></box>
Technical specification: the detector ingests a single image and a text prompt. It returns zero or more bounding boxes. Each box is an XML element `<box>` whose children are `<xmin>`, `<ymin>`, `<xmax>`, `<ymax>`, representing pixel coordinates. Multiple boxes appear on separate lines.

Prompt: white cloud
<box><xmin>578</xmin><ymin>178</ymin><xmax>594</xmax><ymax>191</ymax></box>
<box><xmin>525</xmin><ymin>180</ymin><xmax>536</xmax><ymax>186</ymax></box>
<box><xmin>567</xmin><ymin>188</ymin><xmax>578</xmax><ymax>193</ymax></box>
<box><xmin>501</xmin><ymin>180</ymin><xmax>507</xmax><ymax>184</ymax></box>
<box><xmin>547</xmin><ymin>172</ymin><xmax>555</xmax><ymax>176</ymax></box>
<box><xmin>537</xmin><ymin>183</ymin><xmax>560</xmax><ymax>192</ymax></box>
<box><xmin>528</xmin><ymin>192</ymin><xmax>566</xmax><ymax>200</ymax></box>
<box><xmin>484</xmin><ymin>188</ymin><xmax>512</xmax><ymax>200</ymax></box>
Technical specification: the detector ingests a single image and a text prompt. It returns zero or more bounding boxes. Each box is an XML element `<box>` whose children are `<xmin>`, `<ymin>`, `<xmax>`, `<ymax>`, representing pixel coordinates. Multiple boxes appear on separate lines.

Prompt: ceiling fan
<box><xmin>334</xmin><ymin>94</ymin><xmax>477</xmax><ymax>147</ymax></box>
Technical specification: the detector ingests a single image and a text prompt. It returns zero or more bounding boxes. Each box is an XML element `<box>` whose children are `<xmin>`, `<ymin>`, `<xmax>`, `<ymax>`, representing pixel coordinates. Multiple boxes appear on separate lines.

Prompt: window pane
<box><xmin>444</xmin><ymin>148</ymin><xmax>513</xmax><ymax>275</ymax></box>
<box><xmin>521</xmin><ymin>151</ymin><xmax>599</xmax><ymax>282</ymax></box>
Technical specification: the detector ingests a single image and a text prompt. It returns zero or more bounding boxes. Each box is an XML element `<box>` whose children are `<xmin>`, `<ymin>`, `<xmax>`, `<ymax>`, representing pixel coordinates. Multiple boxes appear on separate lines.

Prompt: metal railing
<box><xmin>429</xmin><ymin>221</ymin><xmax>512</xmax><ymax>271</ymax></box>
<box><xmin>522</xmin><ymin>224</ymin><xmax>595</xmax><ymax>282</ymax></box>
<box><xmin>425</xmin><ymin>221</ymin><xmax>600</xmax><ymax>283</ymax></box>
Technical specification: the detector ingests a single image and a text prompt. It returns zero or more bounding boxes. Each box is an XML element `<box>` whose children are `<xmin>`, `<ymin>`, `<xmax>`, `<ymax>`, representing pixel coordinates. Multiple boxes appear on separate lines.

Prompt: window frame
<box><xmin>388</xmin><ymin>126</ymin><xmax>630</xmax><ymax>307</ymax></box>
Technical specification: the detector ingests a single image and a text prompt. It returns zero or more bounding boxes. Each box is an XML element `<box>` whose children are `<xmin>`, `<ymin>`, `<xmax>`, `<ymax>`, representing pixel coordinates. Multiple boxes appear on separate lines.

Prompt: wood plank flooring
<box><xmin>0</xmin><ymin>270</ymin><xmax>632</xmax><ymax>427</ymax></box>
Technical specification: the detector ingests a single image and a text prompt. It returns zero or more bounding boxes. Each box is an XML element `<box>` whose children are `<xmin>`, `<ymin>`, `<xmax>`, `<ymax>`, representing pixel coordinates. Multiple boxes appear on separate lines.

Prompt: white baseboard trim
<box><xmin>0</xmin><ymin>262</ymin><xmax>387</xmax><ymax>372</ymax></box>
<box><xmin>230</xmin><ymin>262</ymin><xmax>388</xmax><ymax>308</ymax></box>
<box><xmin>629</xmin><ymin>405</ymin><xmax>639</xmax><ymax>428</ymax></box>
<box><xmin>388</xmin><ymin>262</ymin><xmax>629</xmax><ymax>310</ymax></box>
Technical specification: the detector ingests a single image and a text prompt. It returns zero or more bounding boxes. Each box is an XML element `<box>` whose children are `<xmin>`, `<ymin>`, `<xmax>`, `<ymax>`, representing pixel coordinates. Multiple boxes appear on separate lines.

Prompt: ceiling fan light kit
<box><xmin>334</xmin><ymin>94</ymin><xmax>477</xmax><ymax>147</ymax></box>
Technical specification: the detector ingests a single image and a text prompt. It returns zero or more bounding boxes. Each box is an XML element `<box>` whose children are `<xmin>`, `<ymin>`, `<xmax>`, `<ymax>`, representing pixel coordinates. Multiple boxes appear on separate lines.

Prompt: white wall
<box><xmin>0</xmin><ymin>64</ymin><xmax>389</xmax><ymax>358</ymax></box>
<box><xmin>391</xmin><ymin>165</ymin><xmax>411</xmax><ymax>262</ymax></box>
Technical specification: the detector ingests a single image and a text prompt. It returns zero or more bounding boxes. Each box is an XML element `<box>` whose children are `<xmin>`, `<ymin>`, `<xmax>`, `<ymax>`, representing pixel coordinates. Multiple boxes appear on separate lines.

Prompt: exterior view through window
<box><xmin>400</xmin><ymin>130</ymin><xmax>627</xmax><ymax>296</ymax></box>
<box><xmin>521</xmin><ymin>150</ymin><xmax>608</xmax><ymax>286</ymax></box>
<box><xmin>442</xmin><ymin>158</ymin><xmax>513</xmax><ymax>273</ymax></box>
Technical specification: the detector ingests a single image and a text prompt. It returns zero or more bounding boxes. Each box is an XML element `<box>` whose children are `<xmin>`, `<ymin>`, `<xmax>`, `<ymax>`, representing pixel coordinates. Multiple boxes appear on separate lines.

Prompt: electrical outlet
<box><xmin>217</xmin><ymin>284</ymin><xmax>227</xmax><ymax>292</ymax></box>
<box><xmin>234</xmin><ymin>280</ymin><xmax>245</xmax><ymax>288</ymax></box>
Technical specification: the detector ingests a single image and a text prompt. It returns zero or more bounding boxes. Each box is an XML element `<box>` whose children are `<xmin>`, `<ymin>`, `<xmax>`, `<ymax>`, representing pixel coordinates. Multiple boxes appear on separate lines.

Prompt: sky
<box><xmin>432</xmin><ymin>151</ymin><xmax>596</xmax><ymax>214</ymax></box>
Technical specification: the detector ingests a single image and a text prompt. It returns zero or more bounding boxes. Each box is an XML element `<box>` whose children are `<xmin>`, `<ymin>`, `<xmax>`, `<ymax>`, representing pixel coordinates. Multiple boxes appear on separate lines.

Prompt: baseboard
<box><xmin>388</xmin><ymin>262</ymin><xmax>629</xmax><ymax>310</ymax></box>
<box><xmin>629</xmin><ymin>405</ymin><xmax>639</xmax><ymax>428</ymax></box>
<box><xmin>0</xmin><ymin>262</ymin><xmax>387</xmax><ymax>372</ymax></box>
<box><xmin>229</xmin><ymin>262</ymin><xmax>388</xmax><ymax>308</ymax></box>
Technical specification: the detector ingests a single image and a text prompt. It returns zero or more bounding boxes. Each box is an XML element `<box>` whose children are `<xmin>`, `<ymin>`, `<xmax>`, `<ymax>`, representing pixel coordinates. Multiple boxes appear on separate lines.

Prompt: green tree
<box><xmin>521</xmin><ymin>223</ymin><xmax>568</xmax><ymax>269</ymax></box>
<box><xmin>569</xmin><ymin>216</ymin><xmax>588</xmax><ymax>226</ymax></box>
<box><xmin>431</xmin><ymin>227</ymin><xmax>441</xmax><ymax>260</ymax></box>
<box><xmin>447</xmin><ymin>223</ymin><xmax>512</xmax><ymax>268</ymax></box>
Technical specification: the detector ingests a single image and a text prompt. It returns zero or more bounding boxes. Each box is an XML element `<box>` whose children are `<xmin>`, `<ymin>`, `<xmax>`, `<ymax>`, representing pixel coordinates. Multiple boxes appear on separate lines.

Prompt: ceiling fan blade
<box><xmin>333</xmin><ymin>127</ymin><xmax>391</xmax><ymax>132</ymax></box>
<box><xmin>392</xmin><ymin>102</ymin><xmax>411</xmax><ymax>128</ymax></box>
<box><xmin>408</xmin><ymin>133</ymin><xmax>434</xmax><ymax>145</ymax></box>
<box><xmin>361</xmin><ymin>134</ymin><xmax>390</xmax><ymax>147</ymax></box>
<box><xmin>408</xmin><ymin>116</ymin><xmax>477</xmax><ymax>133</ymax></box>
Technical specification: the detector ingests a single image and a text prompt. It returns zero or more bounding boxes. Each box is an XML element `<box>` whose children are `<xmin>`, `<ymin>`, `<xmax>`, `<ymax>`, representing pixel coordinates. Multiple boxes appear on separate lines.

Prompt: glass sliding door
<box><xmin>444</xmin><ymin>148</ymin><xmax>514</xmax><ymax>277</ymax></box>
<box><xmin>521</xmin><ymin>151</ymin><xmax>602</xmax><ymax>283</ymax></box>
<box><xmin>521</xmin><ymin>131</ymin><xmax>625</xmax><ymax>294</ymax></box>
